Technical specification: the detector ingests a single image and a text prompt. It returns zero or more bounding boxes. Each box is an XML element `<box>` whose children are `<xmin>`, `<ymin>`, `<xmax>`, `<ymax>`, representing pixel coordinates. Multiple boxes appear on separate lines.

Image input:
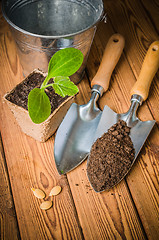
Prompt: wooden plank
<box><xmin>95</xmin><ymin>0</ymin><xmax>159</xmax><ymax>239</ymax></box>
<box><xmin>0</xmin><ymin>13</ymin><xmax>83</xmax><ymax>240</ymax></box>
<box><xmin>0</xmin><ymin>134</ymin><xmax>20</xmax><ymax>240</ymax></box>
<box><xmin>0</xmin><ymin>9</ymin><xmax>20</xmax><ymax>240</ymax></box>
<box><xmin>140</xmin><ymin>0</ymin><xmax>159</xmax><ymax>32</ymax></box>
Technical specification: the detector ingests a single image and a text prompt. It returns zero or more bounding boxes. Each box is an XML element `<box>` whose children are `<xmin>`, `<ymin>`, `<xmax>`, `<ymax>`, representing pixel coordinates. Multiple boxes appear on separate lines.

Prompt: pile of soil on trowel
<box><xmin>87</xmin><ymin>120</ymin><xmax>135</xmax><ymax>192</ymax></box>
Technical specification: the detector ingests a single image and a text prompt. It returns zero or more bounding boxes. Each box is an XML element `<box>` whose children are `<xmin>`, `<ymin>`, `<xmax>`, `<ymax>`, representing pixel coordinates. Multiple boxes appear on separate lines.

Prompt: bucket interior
<box><xmin>3</xmin><ymin>0</ymin><xmax>103</xmax><ymax>37</ymax></box>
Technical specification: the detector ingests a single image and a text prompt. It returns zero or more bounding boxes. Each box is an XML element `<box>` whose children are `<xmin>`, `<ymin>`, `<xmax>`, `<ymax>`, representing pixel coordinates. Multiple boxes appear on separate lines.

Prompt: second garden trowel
<box><xmin>54</xmin><ymin>34</ymin><xmax>125</xmax><ymax>174</ymax></box>
<box><xmin>87</xmin><ymin>40</ymin><xmax>159</xmax><ymax>192</ymax></box>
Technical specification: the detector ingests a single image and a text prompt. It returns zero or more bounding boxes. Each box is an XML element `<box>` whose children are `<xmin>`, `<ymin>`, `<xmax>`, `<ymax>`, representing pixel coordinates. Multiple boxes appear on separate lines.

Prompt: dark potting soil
<box><xmin>87</xmin><ymin>120</ymin><xmax>135</xmax><ymax>192</ymax></box>
<box><xmin>6</xmin><ymin>72</ymin><xmax>69</xmax><ymax>114</ymax></box>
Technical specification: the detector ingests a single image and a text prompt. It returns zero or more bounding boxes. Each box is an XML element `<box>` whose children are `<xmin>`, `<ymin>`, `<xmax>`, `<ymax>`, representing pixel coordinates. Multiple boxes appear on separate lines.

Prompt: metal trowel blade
<box><xmin>88</xmin><ymin>104</ymin><xmax>155</xmax><ymax>192</ymax></box>
<box><xmin>54</xmin><ymin>98</ymin><xmax>102</xmax><ymax>175</ymax></box>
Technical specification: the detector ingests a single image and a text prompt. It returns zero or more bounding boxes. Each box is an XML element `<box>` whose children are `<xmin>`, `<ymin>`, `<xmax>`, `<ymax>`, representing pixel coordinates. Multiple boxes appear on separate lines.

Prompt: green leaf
<box><xmin>47</xmin><ymin>48</ymin><xmax>83</xmax><ymax>79</ymax></box>
<box><xmin>28</xmin><ymin>88</ymin><xmax>51</xmax><ymax>124</ymax></box>
<box><xmin>53</xmin><ymin>76</ymin><xmax>79</xmax><ymax>97</ymax></box>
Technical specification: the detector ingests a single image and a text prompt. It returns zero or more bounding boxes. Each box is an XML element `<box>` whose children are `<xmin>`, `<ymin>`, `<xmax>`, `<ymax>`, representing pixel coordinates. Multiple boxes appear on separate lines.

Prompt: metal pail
<box><xmin>2</xmin><ymin>0</ymin><xmax>104</xmax><ymax>84</ymax></box>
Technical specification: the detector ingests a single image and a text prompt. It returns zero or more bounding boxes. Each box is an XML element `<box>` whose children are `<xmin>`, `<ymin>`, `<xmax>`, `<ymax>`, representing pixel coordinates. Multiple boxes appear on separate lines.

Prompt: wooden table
<box><xmin>0</xmin><ymin>0</ymin><xmax>159</xmax><ymax>239</ymax></box>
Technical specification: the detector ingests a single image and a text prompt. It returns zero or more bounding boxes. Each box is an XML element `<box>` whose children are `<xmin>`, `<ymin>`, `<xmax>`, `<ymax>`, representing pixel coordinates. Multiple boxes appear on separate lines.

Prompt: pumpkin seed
<box><xmin>31</xmin><ymin>188</ymin><xmax>45</xmax><ymax>199</ymax></box>
<box><xmin>40</xmin><ymin>201</ymin><xmax>53</xmax><ymax>210</ymax></box>
<box><xmin>49</xmin><ymin>186</ymin><xmax>62</xmax><ymax>196</ymax></box>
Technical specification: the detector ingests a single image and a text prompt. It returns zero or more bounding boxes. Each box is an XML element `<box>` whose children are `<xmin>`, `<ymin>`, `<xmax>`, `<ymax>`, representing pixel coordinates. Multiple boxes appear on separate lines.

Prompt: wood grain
<box><xmin>140</xmin><ymin>0</ymin><xmax>159</xmax><ymax>33</ymax></box>
<box><xmin>0</xmin><ymin>0</ymin><xmax>159</xmax><ymax>239</ymax></box>
<box><xmin>0</xmin><ymin>135</ymin><xmax>20</xmax><ymax>240</ymax></box>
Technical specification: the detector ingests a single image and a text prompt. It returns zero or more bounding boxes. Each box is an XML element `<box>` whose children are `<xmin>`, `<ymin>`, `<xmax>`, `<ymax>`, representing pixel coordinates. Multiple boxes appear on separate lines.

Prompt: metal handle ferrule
<box><xmin>91</xmin><ymin>84</ymin><xmax>104</xmax><ymax>97</ymax></box>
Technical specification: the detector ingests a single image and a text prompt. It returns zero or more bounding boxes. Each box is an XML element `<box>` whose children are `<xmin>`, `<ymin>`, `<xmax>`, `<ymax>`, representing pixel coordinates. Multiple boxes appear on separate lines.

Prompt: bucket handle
<box><xmin>100</xmin><ymin>13</ymin><xmax>107</xmax><ymax>23</ymax></box>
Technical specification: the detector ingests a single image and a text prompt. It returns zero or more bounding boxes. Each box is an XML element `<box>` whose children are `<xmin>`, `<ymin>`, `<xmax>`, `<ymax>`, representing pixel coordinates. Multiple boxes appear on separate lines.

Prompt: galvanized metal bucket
<box><xmin>2</xmin><ymin>0</ymin><xmax>104</xmax><ymax>84</ymax></box>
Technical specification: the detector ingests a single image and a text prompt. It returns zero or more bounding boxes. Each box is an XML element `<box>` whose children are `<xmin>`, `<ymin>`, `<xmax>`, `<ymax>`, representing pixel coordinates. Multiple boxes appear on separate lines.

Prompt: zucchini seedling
<box><xmin>28</xmin><ymin>48</ymin><xmax>83</xmax><ymax>124</ymax></box>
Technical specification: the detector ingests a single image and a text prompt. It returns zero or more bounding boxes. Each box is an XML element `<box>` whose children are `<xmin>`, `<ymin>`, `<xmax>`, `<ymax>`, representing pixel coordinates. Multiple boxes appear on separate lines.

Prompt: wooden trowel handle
<box><xmin>131</xmin><ymin>41</ymin><xmax>159</xmax><ymax>101</ymax></box>
<box><xmin>91</xmin><ymin>33</ymin><xmax>125</xmax><ymax>91</ymax></box>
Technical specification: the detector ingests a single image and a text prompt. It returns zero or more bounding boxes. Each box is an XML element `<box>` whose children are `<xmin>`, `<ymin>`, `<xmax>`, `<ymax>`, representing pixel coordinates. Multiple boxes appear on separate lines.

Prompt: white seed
<box><xmin>40</xmin><ymin>201</ymin><xmax>53</xmax><ymax>210</ymax></box>
<box><xmin>49</xmin><ymin>186</ymin><xmax>62</xmax><ymax>196</ymax></box>
<box><xmin>31</xmin><ymin>188</ymin><xmax>45</xmax><ymax>199</ymax></box>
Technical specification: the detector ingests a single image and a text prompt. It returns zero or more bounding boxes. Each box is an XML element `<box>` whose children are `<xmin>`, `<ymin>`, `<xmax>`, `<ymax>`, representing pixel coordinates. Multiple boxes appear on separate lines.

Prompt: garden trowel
<box><xmin>54</xmin><ymin>33</ymin><xmax>125</xmax><ymax>174</ymax></box>
<box><xmin>87</xmin><ymin>40</ymin><xmax>159</xmax><ymax>192</ymax></box>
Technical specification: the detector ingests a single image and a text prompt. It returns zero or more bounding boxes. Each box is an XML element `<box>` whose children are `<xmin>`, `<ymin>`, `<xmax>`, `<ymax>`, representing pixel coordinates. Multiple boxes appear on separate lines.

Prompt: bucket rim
<box><xmin>2</xmin><ymin>0</ymin><xmax>104</xmax><ymax>39</ymax></box>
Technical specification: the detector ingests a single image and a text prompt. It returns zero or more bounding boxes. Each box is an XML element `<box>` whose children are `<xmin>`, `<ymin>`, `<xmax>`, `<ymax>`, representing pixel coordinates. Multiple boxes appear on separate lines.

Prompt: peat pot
<box><xmin>3</xmin><ymin>69</ymin><xmax>75</xmax><ymax>142</ymax></box>
<box><xmin>2</xmin><ymin>0</ymin><xmax>104</xmax><ymax>84</ymax></box>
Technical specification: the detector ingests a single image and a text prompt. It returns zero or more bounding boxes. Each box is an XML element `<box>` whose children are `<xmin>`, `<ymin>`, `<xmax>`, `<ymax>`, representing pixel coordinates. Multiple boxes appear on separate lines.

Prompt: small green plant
<box><xmin>28</xmin><ymin>48</ymin><xmax>83</xmax><ymax>124</ymax></box>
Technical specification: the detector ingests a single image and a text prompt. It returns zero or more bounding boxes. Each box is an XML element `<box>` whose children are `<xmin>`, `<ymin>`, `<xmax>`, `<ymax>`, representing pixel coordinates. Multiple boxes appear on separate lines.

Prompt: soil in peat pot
<box><xmin>87</xmin><ymin>120</ymin><xmax>135</xmax><ymax>192</ymax></box>
<box><xmin>6</xmin><ymin>71</ymin><xmax>69</xmax><ymax>113</ymax></box>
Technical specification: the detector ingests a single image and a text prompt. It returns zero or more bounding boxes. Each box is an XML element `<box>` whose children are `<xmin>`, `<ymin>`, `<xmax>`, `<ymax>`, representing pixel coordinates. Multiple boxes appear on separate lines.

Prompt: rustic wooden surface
<box><xmin>0</xmin><ymin>0</ymin><xmax>159</xmax><ymax>239</ymax></box>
